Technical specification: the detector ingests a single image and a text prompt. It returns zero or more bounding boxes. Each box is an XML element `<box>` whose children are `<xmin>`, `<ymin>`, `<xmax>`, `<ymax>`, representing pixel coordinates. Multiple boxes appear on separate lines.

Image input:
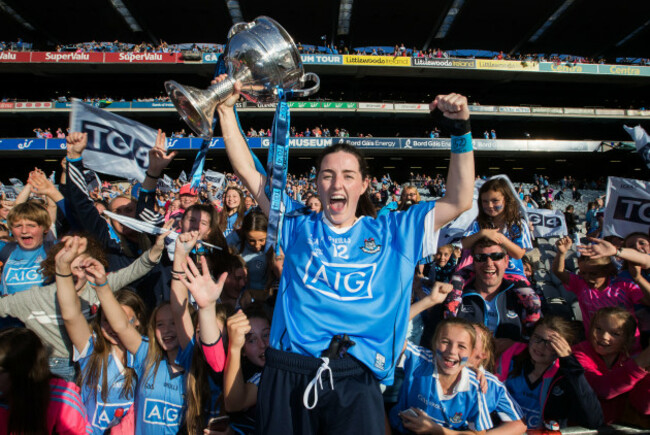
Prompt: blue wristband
<box><xmin>88</xmin><ymin>280</ymin><xmax>108</xmax><ymax>287</ymax></box>
<box><xmin>139</xmin><ymin>187</ymin><xmax>154</xmax><ymax>193</ymax></box>
<box><xmin>451</xmin><ymin>133</ymin><xmax>473</xmax><ymax>154</ymax></box>
<box><xmin>66</xmin><ymin>156</ymin><xmax>82</xmax><ymax>162</ymax></box>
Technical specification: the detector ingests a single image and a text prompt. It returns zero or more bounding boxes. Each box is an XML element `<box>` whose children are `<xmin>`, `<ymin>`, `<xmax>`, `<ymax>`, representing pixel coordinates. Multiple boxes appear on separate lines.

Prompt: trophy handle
<box><xmin>291</xmin><ymin>73</ymin><xmax>320</xmax><ymax>98</ymax></box>
<box><xmin>228</xmin><ymin>22</ymin><xmax>254</xmax><ymax>38</ymax></box>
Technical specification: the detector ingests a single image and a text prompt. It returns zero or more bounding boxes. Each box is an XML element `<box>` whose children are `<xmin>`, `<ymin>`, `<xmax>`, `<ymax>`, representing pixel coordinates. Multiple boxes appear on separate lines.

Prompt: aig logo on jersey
<box><xmin>4</xmin><ymin>266</ymin><xmax>41</xmax><ymax>285</ymax></box>
<box><xmin>143</xmin><ymin>398</ymin><xmax>182</xmax><ymax>425</ymax></box>
<box><xmin>302</xmin><ymin>255</ymin><xmax>376</xmax><ymax>301</ymax></box>
<box><xmin>92</xmin><ymin>402</ymin><xmax>132</xmax><ymax>429</ymax></box>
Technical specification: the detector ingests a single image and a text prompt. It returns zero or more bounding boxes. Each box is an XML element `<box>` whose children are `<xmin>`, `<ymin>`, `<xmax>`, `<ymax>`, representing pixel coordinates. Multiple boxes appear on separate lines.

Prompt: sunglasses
<box><xmin>473</xmin><ymin>252</ymin><xmax>506</xmax><ymax>262</ymax></box>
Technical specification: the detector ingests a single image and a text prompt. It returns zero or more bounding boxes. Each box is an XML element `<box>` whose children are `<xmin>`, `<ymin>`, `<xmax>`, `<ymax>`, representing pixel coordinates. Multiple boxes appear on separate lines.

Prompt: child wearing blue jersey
<box><xmin>215</xmin><ymin>75</ymin><xmax>475</xmax><ymax>435</ymax></box>
<box><xmin>1</xmin><ymin>201</ymin><xmax>52</xmax><ymax>296</ymax></box>
<box><xmin>390</xmin><ymin>318</ymin><xmax>493</xmax><ymax>434</ymax></box>
<box><xmin>84</xmin><ymin>245</ymin><xmax>203</xmax><ymax>435</ymax></box>
<box><xmin>495</xmin><ymin>316</ymin><xmax>603</xmax><ymax>430</ymax></box>
<box><xmin>467</xmin><ymin>324</ymin><xmax>527</xmax><ymax>435</ymax></box>
<box><xmin>445</xmin><ymin>178</ymin><xmax>540</xmax><ymax>328</ymax></box>
<box><xmin>171</xmin><ymin>231</ymin><xmax>229</xmax><ymax>434</ymax></box>
<box><xmin>217</xmin><ymin>187</ymin><xmax>246</xmax><ymax>237</ymax></box>
<box><xmin>226</xmin><ymin>210</ymin><xmax>269</xmax><ymax>293</ymax></box>
<box><xmin>55</xmin><ymin>237</ymin><xmax>147</xmax><ymax>435</ymax></box>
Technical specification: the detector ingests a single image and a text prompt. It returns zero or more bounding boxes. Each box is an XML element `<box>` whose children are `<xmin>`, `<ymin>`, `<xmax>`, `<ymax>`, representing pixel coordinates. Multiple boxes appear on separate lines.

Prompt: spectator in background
<box><xmin>564</xmin><ymin>205</ymin><xmax>578</xmax><ymax>234</ymax></box>
<box><xmin>553</xmin><ymin>236</ymin><xmax>649</xmax><ymax>342</ymax></box>
<box><xmin>572</xmin><ymin>307</ymin><xmax>650</xmax><ymax>426</ymax></box>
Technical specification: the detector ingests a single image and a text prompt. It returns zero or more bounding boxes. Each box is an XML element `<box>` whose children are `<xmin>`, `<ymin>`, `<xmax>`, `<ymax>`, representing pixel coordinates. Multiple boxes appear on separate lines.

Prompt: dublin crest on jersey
<box><xmin>450</xmin><ymin>412</ymin><xmax>464</xmax><ymax>424</ymax></box>
<box><xmin>360</xmin><ymin>238</ymin><xmax>381</xmax><ymax>254</ymax></box>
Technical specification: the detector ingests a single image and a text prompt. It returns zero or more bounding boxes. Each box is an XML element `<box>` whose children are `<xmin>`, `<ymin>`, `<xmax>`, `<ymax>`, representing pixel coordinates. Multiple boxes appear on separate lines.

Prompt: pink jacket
<box><xmin>0</xmin><ymin>378</ymin><xmax>90</xmax><ymax>435</ymax></box>
<box><xmin>572</xmin><ymin>341</ymin><xmax>650</xmax><ymax>423</ymax></box>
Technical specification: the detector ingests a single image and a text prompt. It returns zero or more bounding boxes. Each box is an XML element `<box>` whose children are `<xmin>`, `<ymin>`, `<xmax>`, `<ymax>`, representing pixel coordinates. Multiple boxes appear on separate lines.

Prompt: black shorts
<box><xmin>256</xmin><ymin>348</ymin><xmax>385</xmax><ymax>435</ymax></box>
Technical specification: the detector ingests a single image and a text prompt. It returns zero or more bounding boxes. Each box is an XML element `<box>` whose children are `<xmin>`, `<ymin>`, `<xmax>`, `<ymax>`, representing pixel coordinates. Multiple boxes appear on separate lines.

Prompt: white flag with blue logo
<box><xmin>603</xmin><ymin>176</ymin><xmax>650</xmax><ymax>238</ymax></box>
<box><xmin>70</xmin><ymin>100</ymin><xmax>158</xmax><ymax>182</ymax></box>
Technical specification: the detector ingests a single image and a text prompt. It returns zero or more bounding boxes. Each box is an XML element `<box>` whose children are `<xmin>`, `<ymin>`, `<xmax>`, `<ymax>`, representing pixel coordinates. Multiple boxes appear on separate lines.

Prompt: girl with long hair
<box><xmin>390</xmin><ymin>318</ymin><xmax>492</xmax><ymax>434</ymax></box>
<box><xmin>171</xmin><ymin>231</ymin><xmax>229</xmax><ymax>434</ymax></box>
<box><xmin>55</xmin><ymin>236</ymin><xmax>147</xmax><ymax>434</ymax></box>
<box><xmin>495</xmin><ymin>316</ymin><xmax>603</xmax><ymax>430</ymax></box>
<box><xmin>217</xmin><ymin>187</ymin><xmax>246</xmax><ymax>237</ymax></box>
<box><xmin>461</xmin><ymin>178</ymin><xmax>532</xmax><ymax>277</ymax></box>
<box><xmin>228</xmin><ymin>210</ymin><xmax>269</xmax><ymax>292</ymax></box>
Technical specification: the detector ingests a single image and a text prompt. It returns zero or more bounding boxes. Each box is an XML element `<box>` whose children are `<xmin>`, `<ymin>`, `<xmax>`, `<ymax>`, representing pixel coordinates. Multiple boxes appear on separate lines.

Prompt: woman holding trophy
<box><xmin>165</xmin><ymin>17</ymin><xmax>476</xmax><ymax>434</ymax></box>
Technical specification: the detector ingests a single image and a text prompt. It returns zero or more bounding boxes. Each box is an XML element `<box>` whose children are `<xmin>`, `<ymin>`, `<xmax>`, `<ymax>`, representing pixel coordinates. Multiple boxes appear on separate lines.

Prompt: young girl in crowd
<box><xmin>55</xmin><ymin>236</ymin><xmax>147</xmax><ymax>434</ymax></box>
<box><xmin>0</xmin><ymin>328</ymin><xmax>90</xmax><ymax>435</ymax></box>
<box><xmin>217</xmin><ymin>187</ymin><xmax>246</xmax><ymax>237</ymax></box>
<box><xmin>444</xmin><ymin>178</ymin><xmax>541</xmax><ymax>327</ymax></box>
<box><xmin>407</xmin><ymin>286</ymin><xmax>525</xmax><ymax>435</ymax></box>
<box><xmin>389</xmin><ymin>318</ymin><xmax>493</xmax><ymax>434</ymax></box>
<box><xmin>467</xmin><ymin>324</ymin><xmax>526</xmax><ymax>435</ymax></box>
<box><xmin>223</xmin><ymin>307</ymin><xmax>270</xmax><ymax>433</ymax></box>
<box><xmin>171</xmin><ymin>231</ymin><xmax>229</xmax><ymax>433</ymax></box>
<box><xmin>306</xmin><ymin>195</ymin><xmax>322</xmax><ymax>213</ymax></box>
<box><xmin>227</xmin><ymin>210</ymin><xmax>268</xmax><ymax>293</ymax></box>
<box><xmin>572</xmin><ymin>307</ymin><xmax>650</xmax><ymax>425</ymax></box>
<box><xmin>495</xmin><ymin>316</ymin><xmax>603</xmax><ymax>430</ymax></box>
<box><xmin>461</xmin><ymin>178</ymin><xmax>532</xmax><ymax>278</ymax></box>
<box><xmin>72</xmin><ymin>241</ymin><xmax>188</xmax><ymax>434</ymax></box>
<box><xmin>427</xmin><ymin>243</ymin><xmax>457</xmax><ymax>284</ymax></box>
<box><xmin>553</xmin><ymin>236</ymin><xmax>649</xmax><ymax>340</ymax></box>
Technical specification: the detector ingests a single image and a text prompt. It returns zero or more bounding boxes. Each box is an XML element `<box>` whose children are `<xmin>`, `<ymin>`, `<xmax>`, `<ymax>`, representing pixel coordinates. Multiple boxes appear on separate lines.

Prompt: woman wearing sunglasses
<box><xmin>494</xmin><ymin>316</ymin><xmax>603</xmax><ymax>431</ymax></box>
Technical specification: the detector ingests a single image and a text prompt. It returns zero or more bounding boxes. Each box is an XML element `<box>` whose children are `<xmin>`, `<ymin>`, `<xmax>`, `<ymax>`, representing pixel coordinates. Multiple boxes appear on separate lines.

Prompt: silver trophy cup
<box><xmin>165</xmin><ymin>16</ymin><xmax>320</xmax><ymax>137</ymax></box>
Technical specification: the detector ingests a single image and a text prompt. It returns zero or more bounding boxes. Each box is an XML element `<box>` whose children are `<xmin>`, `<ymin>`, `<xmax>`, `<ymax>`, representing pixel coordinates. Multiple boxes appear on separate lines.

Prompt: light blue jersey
<box><xmin>1</xmin><ymin>245</ymin><xmax>47</xmax><ymax>295</ymax></box>
<box><xmin>389</xmin><ymin>342</ymin><xmax>492</xmax><ymax>432</ymax></box>
<box><xmin>483</xmin><ymin>370</ymin><xmax>524</xmax><ymax>423</ymax></box>
<box><xmin>74</xmin><ymin>335</ymin><xmax>136</xmax><ymax>435</ymax></box>
<box><xmin>133</xmin><ymin>339</ymin><xmax>185</xmax><ymax>435</ymax></box>
<box><xmin>224</xmin><ymin>213</ymin><xmax>239</xmax><ymax>237</ymax></box>
<box><xmin>176</xmin><ymin>336</ymin><xmax>224</xmax><ymax>422</ymax></box>
<box><xmin>272</xmin><ymin>199</ymin><xmax>438</xmax><ymax>384</ymax></box>
<box><xmin>505</xmin><ymin>368</ymin><xmax>543</xmax><ymax>428</ymax></box>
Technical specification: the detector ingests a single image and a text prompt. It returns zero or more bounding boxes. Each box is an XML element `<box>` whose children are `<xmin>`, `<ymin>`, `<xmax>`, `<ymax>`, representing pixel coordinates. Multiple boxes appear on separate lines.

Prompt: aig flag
<box><xmin>70</xmin><ymin>100</ymin><xmax>158</xmax><ymax>182</ymax></box>
<box><xmin>603</xmin><ymin>176</ymin><xmax>650</xmax><ymax>238</ymax></box>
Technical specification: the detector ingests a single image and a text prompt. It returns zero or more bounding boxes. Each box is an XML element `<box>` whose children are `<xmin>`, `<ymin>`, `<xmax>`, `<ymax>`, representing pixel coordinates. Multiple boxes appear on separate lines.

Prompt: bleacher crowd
<box><xmin>3</xmin><ymin>38</ymin><xmax>649</xmax><ymax>67</ymax></box>
<box><xmin>0</xmin><ymin>89</ymin><xmax>647</xmax><ymax>435</ymax></box>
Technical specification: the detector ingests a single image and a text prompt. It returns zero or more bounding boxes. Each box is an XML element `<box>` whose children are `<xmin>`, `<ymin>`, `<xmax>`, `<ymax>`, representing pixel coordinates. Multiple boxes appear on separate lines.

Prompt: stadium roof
<box><xmin>1</xmin><ymin>0</ymin><xmax>648</xmax><ymax>59</ymax></box>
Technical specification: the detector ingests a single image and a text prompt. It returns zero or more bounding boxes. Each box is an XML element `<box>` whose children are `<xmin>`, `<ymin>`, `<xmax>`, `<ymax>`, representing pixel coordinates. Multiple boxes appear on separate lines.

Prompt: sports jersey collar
<box><xmin>322</xmin><ymin>214</ymin><xmax>363</xmax><ymax>234</ymax></box>
<box><xmin>432</xmin><ymin>358</ymin><xmax>471</xmax><ymax>397</ymax></box>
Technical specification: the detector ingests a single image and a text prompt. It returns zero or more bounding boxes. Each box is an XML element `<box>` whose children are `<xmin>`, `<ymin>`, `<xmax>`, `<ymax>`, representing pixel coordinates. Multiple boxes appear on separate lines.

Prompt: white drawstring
<box><xmin>303</xmin><ymin>357</ymin><xmax>335</xmax><ymax>409</ymax></box>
